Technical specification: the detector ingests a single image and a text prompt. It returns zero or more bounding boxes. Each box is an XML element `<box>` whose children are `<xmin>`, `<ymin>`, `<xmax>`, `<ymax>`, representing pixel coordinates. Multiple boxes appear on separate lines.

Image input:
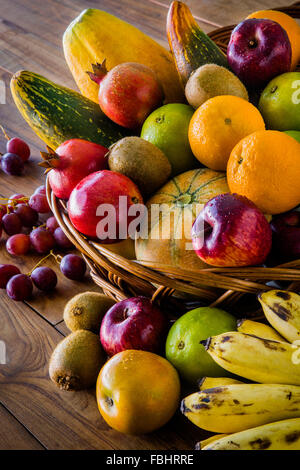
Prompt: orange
<box><xmin>188</xmin><ymin>96</ymin><xmax>265</xmax><ymax>171</ymax></box>
<box><xmin>96</xmin><ymin>349</ymin><xmax>180</xmax><ymax>435</ymax></box>
<box><xmin>227</xmin><ymin>130</ymin><xmax>300</xmax><ymax>215</ymax></box>
<box><xmin>247</xmin><ymin>10</ymin><xmax>300</xmax><ymax>70</ymax></box>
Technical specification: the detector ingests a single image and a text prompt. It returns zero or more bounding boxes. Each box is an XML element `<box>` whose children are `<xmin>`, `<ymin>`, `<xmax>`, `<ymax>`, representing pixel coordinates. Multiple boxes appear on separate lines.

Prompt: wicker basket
<box><xmin>47</xmin><ymin>2</ymin><xmax>300</xmax><ymax>317</ymax></box>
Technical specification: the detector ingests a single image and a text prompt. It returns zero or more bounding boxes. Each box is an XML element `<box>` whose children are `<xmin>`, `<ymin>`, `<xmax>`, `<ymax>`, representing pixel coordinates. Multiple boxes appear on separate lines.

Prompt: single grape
<box><xmin>14</xmin><ymin>204</ymin><xmax>38</xmax><ymax>227</ymax></box>
<box><xmin>0</xmin><ymin>264</ymin><xmax>20</xmax><ymax>288</ymax></box>
<box><xmin>2</xmin><ymin>213</ymin><xmax>22</xmax><ymax>235</ymax></box>
<box><xmin>6</xmin><ymin>274</ymin><xmax>33</xmax><ymax>301</ymax></box>
<box><xmin>30</xmin><ymin>226</ymin><xmax>55</xmax><ymax>254</ymax></box>
<box><xmin>6</xmin><ymin>137</ymin><xmax>30</xmax><ymax>162</ymax></box>
<box><xmin>34</xmin><ymin>185</ymin><xmax>46</xmax><ymax>195</ymax></box>
<box><xmin>46</xmin><ymin>216</ymin><xmax>59</xmax><ymax>234</ymax></box>
<box><xmin>8</xmin><ymin>193</ymin><xmax>26</xmax><ymax>210</ymax></box>
<box><xmin>60</xmin><ymin>254</ymin><xmax>86</xmax><ymax>281</ymax></box>
<box><xmin>1</xmin><ymin>153</ymin><xmax>24</xmax><ymax>176</ymax></box>
<box><xmin>31</xmin><ymin>266</ymin><xmax>57</xmax><ymax>291</ymax></box>
<box><xmin>29</xmin><ymin>192</ymin><xmax>50</xmax><ymax>214</ymax></box>
<box><xmin>54</xmin><ymin>227</ymin><xmax>73</xmax><ymax>250</ymax></box>
<box><xmin>0</xmin><ymin>204</ymin><xmax>7</xmax><ymax>222</ymax></box>
<box><xmin>6</xmin><ymin>234</ymin><xmax>31</xmax><ymax>256</ymax></box>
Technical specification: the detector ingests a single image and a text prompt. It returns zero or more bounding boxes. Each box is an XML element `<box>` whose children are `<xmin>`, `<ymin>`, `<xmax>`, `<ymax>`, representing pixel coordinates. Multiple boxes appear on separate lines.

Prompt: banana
<box><xmin>237</xmin><ymin>318</ymin><xmax>285</xmax><ymax>342</ymax></box>
<box><xmin>198</xmin><ymin>376</ymin><xmax>243</xmax><ymax>391</ymax></box>
<box><xmin>203</xmin><ymin>331</ymin><xmax>300</xmax><ymax>385</ymax></box>
<box><xmin>258</xmin><ymin>290</ymin><xmax>300</xmax><ymax>343</ymax></box>
<box><xmin>201</xmin><ymin>418</ymin><xmax>300</xmax><ymax>450</ymax></box>
<box><xmin>195</xmin><ymin>434</ymin><xmax>228</xmax><ymax>450</ymax></box>
<box><xmin>182</xmin><ymin>384</ymin><xmax>300</xmax><ymax>433</ymax></box>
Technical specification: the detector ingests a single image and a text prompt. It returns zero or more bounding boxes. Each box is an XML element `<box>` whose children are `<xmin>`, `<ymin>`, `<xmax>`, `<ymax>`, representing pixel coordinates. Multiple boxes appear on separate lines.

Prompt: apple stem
<box><xmin>248</xmin><ymin>39</ymin><xmax>257</xmax><ymax>48</ymax></box>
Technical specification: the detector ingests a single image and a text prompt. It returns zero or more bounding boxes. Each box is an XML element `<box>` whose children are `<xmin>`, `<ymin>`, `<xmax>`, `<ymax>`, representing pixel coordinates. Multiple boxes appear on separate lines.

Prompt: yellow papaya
<box><xmin>63</xmin><ymin>9</ymin><xmax>184</xmax><ymax>104</ymax></box>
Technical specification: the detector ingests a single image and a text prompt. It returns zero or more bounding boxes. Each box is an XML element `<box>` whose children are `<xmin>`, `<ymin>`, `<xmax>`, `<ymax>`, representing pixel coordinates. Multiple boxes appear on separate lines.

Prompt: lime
<box><xmin>141</xmin><ymin>103</ymin><xmax>198</xmax><ymax>176</ymax></box>
<box><xmin>165</xmin><ymin>307</ymin><xmax>236</xmax><ymax>384</ymax></box>
<box><xmin>258</xmin><ymin>72</ymin><xmax>300</xmax><ymax>131</ymax></box>
<box><xmin>284</xmin><ymin>130</ymin><xmax>300</xmax><ymax>143</ymax></box>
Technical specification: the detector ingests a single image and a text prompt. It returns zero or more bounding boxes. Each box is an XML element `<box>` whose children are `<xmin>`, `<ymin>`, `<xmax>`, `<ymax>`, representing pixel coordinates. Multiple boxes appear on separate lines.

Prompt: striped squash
<box><xmin>135</xmin><ymin>168</ymin><xmax>229</xmax><ymax>270</ymax></box>
<box><xmin>167</xmin><ymin>1</ymin><xmax>228</xmax><ymax>86</ymax></box>
<box><xmin>10</xmin><ymin>70</ymin><xmax>127</xmax><ymax>149</ymax></box>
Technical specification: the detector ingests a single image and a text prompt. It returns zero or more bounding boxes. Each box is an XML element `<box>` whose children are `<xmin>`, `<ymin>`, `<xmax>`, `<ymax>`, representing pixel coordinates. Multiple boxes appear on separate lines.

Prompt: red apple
<box><xmin>270</xmin><ymin>210</ymin><xmax>300</xmax><ymax>262</ymax></box>
<box><xmin>227</xmin><ymin>19</ymin><xmax>291</xmax><ymax>88</ymax></box>
<box><xmin>100</xmin><ymin>297</ymin><xmax>168</xmax><ymax>356</ymax></box>
<box><xmin>68</xmin><ymin>170</ymin><xmax>143</xmax><ymax>242</ymax></box>
<box><xmin>192</xmin><ymin>193</ymin><xmax>272</xmax><ymax>267</ymax></box>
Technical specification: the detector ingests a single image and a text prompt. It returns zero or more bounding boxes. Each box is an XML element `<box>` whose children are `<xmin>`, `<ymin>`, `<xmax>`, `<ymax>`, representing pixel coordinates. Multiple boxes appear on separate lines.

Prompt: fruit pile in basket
<box><xmin>6</xmin><ymin>0</ymin><xmax>300</xmax><ymax>450</ymax></box>
<box><xmin>10</xmin><ymin>3</ymin><xmax>300</xmax><ymax>273</ymax></box>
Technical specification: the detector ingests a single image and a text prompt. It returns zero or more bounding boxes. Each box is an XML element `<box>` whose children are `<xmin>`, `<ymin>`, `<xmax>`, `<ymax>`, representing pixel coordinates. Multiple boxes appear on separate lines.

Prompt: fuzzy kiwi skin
<box><xmin>49</xmin><ymin>330</ymin><xmax>105</xmax><ymax>391</ymax></box>
<box><xmin>64</xmin><ymin>292</ymin><xmax>115</xmax><ymax>333</ymax></box>
<box><xmin>108</xmin><ymin>136</ymin><xmax>172</xmax><ymax>197</ymax></box>
<box><xmin>185</xmin><ymin>64</ymin><xmax>249</xmax><ymax>109</ymax></box>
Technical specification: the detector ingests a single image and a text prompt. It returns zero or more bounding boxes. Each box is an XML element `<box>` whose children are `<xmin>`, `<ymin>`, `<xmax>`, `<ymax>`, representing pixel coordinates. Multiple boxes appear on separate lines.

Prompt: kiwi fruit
<box><xmin>49</xmin><ymin>330</ymin><xmax>105</xmax><ymax>391</ymax></box>
<box><xmin>64</xmin><ymin>292</ymin><xmax>115</xmax><ymax>333</ymax></box>
<box><xmin>108</xmin><ymin>136</ymin><xmax>172</xmax><ymax>197</ymax></box>
<box><xmin>185</xmin><ymin>64</ymin><xmax>249</xmax><ymax>109</ymax></box>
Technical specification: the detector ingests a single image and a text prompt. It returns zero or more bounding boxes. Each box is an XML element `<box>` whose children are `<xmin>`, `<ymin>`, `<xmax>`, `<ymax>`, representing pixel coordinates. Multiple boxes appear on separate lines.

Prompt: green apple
<box><xmin>258</xmin><ymin>72</ymin><xmax>300</xmax><ymax>131</ymax></box>
<box><xmin>165</xmin><ymin>307</ymin><xmax>236</xmax><ymax>384</ymax></box>
<box><xmin>284</xmin><ymin>130</ymin><xmax>300</xmax><ymax>143</ymax></box>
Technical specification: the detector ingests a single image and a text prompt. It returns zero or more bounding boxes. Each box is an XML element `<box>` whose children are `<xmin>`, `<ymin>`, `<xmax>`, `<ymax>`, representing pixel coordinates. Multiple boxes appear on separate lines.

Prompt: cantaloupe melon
<box><xmin>135</xmin><ymin>168</ymin><xmax>229</xmax><ymax>270</ymax></box>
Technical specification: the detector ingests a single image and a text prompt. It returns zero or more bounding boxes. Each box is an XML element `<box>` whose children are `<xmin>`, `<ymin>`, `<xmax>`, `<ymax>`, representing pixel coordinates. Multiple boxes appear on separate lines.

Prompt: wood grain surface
<box><xmin>0</xmin><ymin>0</ymin><xmax>289</xmax><ymax>450</ymax></box>
<box><xmin>0</xmin><ymin>405</ymin><xmax>45</xmax><ymax>449</ymax></box>
<box><xmin>151</xmin><ymin>0</ymin><xmax>293</xmax><ymax>26</ymax></box>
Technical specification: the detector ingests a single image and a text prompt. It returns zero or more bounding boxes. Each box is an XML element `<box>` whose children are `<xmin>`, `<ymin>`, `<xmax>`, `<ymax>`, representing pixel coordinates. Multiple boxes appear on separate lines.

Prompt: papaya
<box><xmin>63</xmin><ymin>8</ymin><xmax>184</xmax><ymax>104</ymax></box>
<box><xmin>135</xmin><ymin>169</ymin><xmax>229</xmax><ymax>270</ymax></box>
<box><xmin>167</xmin><ymin>1</ymin><xmax>228</xmax><ymax>86</ymax></box>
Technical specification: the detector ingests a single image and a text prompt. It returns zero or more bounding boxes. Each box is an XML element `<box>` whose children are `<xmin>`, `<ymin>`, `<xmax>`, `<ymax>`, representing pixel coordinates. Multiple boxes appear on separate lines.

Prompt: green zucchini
<box><xmin>10</xmin><ymin>70</ymin><xmax>127</xmax><ymax>149</ymax></box>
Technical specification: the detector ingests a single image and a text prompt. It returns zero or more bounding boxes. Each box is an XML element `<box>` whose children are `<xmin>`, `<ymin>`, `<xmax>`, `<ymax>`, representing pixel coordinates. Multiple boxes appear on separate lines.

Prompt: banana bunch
<box><xmin>198</xmin><ymin>376</ymin><xmax>242</xmax><ymax>390</ymax></box>
<box><xmin>182</xmin><ymin>383</ymin><xmax>300</xmax><ymax>433</ymax></box>
<box><xmin>237</xmin><ymin>318</ymin><xmax>284</xmax><ymax>342</ymax></box>
<box><xmin>203</xmin><ymin>331</ymin><xmax>300</xmax><ymax>384</ymax></box>
<box><xmin>197</xmin><ymin>418</ymin><xmax>300</xmax><ymax>450</ymax></box>
<box><xmin>181</xmin><ymin>289</ymin><xmax>300</xmax><ymax>450</ymax></box>
<box><xmin>258</xmin><ymin>290</ymin><xmax>300</xmax><ymax>343</ymax></box>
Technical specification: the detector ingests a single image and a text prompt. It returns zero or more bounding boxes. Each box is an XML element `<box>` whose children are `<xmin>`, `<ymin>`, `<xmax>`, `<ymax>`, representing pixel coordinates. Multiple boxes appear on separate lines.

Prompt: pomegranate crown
<box><xmin>39</xmin><ymin>145</ymin><xmax>60</xmax><ymax>173</ymax></box>
<box><xmin>86</xmin><ymin>59</ymin><xmax>108</xmax><ymax>85</ymax></box>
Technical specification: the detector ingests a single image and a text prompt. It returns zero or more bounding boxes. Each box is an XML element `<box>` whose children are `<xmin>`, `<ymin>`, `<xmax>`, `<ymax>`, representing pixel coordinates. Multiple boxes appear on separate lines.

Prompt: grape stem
<box><xmin>27</xmin><ymin>250</ymin><xmax>62</xmax><ymax>276</ymax></box>
<box><xmin>0</xmin><ymin>196</ymin><xmax>29</xmax><ymax>204</ymax></box>
<box><xmin>27</xmin><ymin>252</ymin><xmax>53</xmax><ymax>276</ymax></box>
<box><xmin>0</xmin><ymin>196</ymin><xmax>29</xmax><ymax>213</ymax></box>
<box><xmin>51</xmin><ymin>251</ymin><xmax>63</xmax><ymax>264</ymax></box>
<box><xmin>0</xmin><ymin>125</ymin><xmax>11</xmax><ymax>141</ymax></box>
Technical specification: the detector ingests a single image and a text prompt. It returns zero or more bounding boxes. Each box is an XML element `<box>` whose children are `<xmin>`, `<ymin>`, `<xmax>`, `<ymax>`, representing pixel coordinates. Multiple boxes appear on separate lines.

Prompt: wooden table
<box><xmin>0</xmin><ymin>0</ymin><xmax>282</xmax><ymax>450</ymax></box>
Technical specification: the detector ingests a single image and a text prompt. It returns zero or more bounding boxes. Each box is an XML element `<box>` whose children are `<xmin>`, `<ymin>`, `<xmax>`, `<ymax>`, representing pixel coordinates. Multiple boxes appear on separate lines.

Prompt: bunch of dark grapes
<box><xmin>0</xmin><ymin>251</ymin><xmax>87</xmax><ymax>301</ymax></box>
<box><xmin>0</xmin><ymin>132</ymin><xmax>30</xmax><ymax>176</ymax></box>
<box><xmin>0</xmin><ymin>188</ymin><xmax>52</xmax><ymax>256</ymax></box>
<box><xmin>0</xmin><ymin>187</ymin><xmax>86</xmax><ymax>302</ymax></box>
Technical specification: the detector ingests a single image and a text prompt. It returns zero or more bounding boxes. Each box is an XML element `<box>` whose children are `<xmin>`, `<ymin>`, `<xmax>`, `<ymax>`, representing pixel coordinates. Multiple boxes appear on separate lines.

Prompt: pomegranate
<box><xmin>88</xmin><ymin>61</ymin><xmax>164</xmax><ymax>129</ymax></box>
<box><xmin>68</xmin><ymin>170</ymin><xmax>143</xmax><ymax>242</ymax></box>
<box><xmin>40</xmin><ymin>139</ymin><xmax>108</xmax><ymax>200</ymax></box>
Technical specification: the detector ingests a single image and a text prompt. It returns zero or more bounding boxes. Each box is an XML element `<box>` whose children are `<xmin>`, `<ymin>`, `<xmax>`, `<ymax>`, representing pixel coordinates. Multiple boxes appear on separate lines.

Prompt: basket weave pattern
<box><xmin>47</xmin><ymin>2</ymin><xmax>300</xmax><ymax>314</ymax></box>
